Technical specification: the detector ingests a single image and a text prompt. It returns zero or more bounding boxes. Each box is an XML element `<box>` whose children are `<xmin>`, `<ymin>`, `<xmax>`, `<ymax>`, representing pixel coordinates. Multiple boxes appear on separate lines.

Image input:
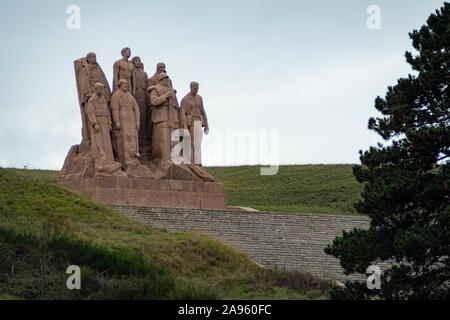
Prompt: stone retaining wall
<box><xmin>113</xmin><ymin>205</ymin><xmax>371</xmax><ymax>281</ymax></box>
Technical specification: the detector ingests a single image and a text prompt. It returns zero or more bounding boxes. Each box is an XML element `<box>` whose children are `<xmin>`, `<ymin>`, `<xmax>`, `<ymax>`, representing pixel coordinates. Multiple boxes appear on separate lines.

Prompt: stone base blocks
<box><xmin>58</xmin><ymin>174</ymin><xmax>227</xmax><ymax>209</ymax></box>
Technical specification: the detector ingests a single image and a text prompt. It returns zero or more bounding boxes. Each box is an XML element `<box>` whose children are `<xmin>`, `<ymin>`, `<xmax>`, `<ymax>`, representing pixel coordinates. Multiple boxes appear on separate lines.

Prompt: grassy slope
<box><xmin>0</xmin><ymin>168</ymin><xmax>331</xmax><ymax>300</ymax></box>
<box><xmin>10</xmin><ymin>165</ymin><xmax>364</xmax><ymax>215</ymax></box>
<box><xmin>207</xmin><ymin>165</ymin><xmax>363</xmax><ymax>215</ymax></box>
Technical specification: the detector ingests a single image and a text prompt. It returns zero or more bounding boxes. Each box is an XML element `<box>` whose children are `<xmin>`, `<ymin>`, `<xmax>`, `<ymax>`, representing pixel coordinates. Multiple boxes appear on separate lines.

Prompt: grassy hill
<box><xmin>0</xmin><ymin>167</ymin><xmax>332</xmax><ymax>300</ymax></box>
<box><xmin>207</xmin><ymin>165</ymin><xmax>363</xmax><ymax>215</ymax></box>
<box><xmin>10</xmin><ymin>164</ymin><xmax>364</xmax><ymax>215</ymax></box>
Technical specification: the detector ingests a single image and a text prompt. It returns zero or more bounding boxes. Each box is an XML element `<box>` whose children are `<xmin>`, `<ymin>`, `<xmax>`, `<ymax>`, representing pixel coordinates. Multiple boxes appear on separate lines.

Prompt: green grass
<box><xmin>9</xmin><ymin>165</ymin><xmax>364</xmax><ymax>215</ymax></box>
<box><xmin>206</xmin><ymin>165</ymin><xmax>364</xmax><ymax>215</ymax></box>
<box><xmin>0</xmin><ymin>167</ymin><xmax>333</xmax><ymax>300</ymax></box>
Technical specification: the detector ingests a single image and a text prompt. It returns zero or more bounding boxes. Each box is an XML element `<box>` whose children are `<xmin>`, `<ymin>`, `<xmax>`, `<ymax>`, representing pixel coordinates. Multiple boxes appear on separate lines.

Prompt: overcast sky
<box><xmin>0</xmin><ymin>0</ymin><xmax>445</xmax><ymax>169</ymax></box>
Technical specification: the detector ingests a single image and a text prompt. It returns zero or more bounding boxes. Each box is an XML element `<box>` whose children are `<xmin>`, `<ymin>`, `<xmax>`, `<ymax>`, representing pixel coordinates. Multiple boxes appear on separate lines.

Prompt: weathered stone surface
<box><xmin>113</xmin><ymin>47</ymin><xmax>134</xmax><ymax>93</ymax></box>
<box><xmin>147</xmin><ymin>72</ymin><xmax>180</xmax><ymax>162</ymax></box>
<box><xmin>205</xmin><ymin>182</ymin><xmax>224</xmax><ymax>193</ymax></box>
<box><xmin>95</xmin><ymin>188</ymin><xmax>130</xmax><ymax>206</ymax></box>
<box><xmin>131</xmin><ymin>56</ymin><xmax>151</xmax><ymax>161</ymax></box>
<box><xmin>201</xmin><ymin>192</ymin><xmax>227</xmax><ymax>209</ymax></box>
<box><xmin>113</xmin><ymin>205</ymin><xmax>373</xmax><ymax>282</ymax></box>
<box><xmin>180</xmin><ymin>81</ymin><xmax>209</xmax><ymax>166</ymax></box>
<box><xmin>93</xmin><ymin>176</ymin><xmax>117</xmax><ymax>188</ymax></box>
<box><xmin>74</xmin><ymin>53</ymin><xmax>111</xmax><ymax>145</ymax></box>
<box><xmin>193</xmin><ymin>181</ymin><xmax>205</xmax><ymax>193</ymax></box>
<box><xmin>169</xmin><ymin>180</ymin><xmax>192</xmax><ymax>192</ymax></box>
<box><xmin>110</xmin><ymin>80</ymin><xmax>153</xmax><ymax>178</ymax></box>
<box><xmin>117</xmin><ymin>177</ymin><xmax>131</xmax><ymax>189</ymax></box>
<box><xmin>131</xmin><ymin>178</ymin><xmax>169</xmax><ymax>191</ymax></box>
<box><xmin>86</xmin><ymin>84</ymin><xmax>125</xmax><ymax>177</ymax></box>
<box><xmin>59</xmin><ymin>49</ymin><xmax>225</xmax><ymax>210</ymax></box>
<box><xmin>61</xmin><ymin>177</ymin><xmax>227</xmax><ymax>209</ymax></box>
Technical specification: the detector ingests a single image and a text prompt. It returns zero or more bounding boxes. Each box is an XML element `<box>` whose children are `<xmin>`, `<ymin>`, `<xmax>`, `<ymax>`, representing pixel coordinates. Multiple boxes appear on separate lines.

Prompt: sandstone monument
<box><xmin>130</xmin><ymin>56</ymin><xmax>151</xmax><ymax>160</ymax></box>
<box><xmin>58</xmin><ymin>50</ymin><xmax>226</xmax><ymax>209</ymax></box>
<box><xmin>180</xmin><ymin>81</ymin><xmax>209</xmax><ymax>166</ymax></box>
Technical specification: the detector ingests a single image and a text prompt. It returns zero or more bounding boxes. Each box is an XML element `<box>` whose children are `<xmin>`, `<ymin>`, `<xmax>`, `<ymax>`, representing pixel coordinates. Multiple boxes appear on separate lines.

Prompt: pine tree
<box><xmin>325</xmin><ymin>3</ymin><xmax>450</xmax><ymax>300</ymax></box>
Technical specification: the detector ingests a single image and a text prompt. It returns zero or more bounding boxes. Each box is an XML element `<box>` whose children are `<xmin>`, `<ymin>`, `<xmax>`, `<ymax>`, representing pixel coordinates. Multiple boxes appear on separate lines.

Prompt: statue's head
<box><xmin>86</xmin><ymin>52</ymin><xmax>97</xmax><ymax>64</ymax></box>
<box><xmin>118</xmin><ymin>79</ymin><xmax>129</xmax><ymax>92</ymax></box>
<box><xmin>157</xmin><ymin>72</ymin><xmax>169</xmax><ymax>87</ymax></box>
<box><xmin>190</xmin><ymin>81</ymin><xmax>199</xmax><ymax>95</ymax></box>
<box><xmin>121</xmin><ymin>47</ymin><xmax>131</xmax><ymax>59</ymax></box>
<box><xmin>94</xmin><ymin>82</ymin><xmax>104</xmax><ymax>95</ymax></box>
<box><xmin>156</xmin><ymin>62</ymin><xmax>166</xmax><ymax>73</ymax></box>
<box><xmin>131</xmin><ymin>56</ymin><xmax>142</xmax><ymax>69</ymax></box>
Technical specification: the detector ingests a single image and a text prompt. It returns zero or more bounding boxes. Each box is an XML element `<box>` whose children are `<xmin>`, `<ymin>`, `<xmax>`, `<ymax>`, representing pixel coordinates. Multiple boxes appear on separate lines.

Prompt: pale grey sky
<box><xmin>0</xmin><ymin>0</ymin><xmax>445</xmax><ymax>169</ymax></box>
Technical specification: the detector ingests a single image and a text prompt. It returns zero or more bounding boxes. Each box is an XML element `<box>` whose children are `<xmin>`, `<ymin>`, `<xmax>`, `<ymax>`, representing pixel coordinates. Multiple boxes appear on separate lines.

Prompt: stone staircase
<box><xmin>113</xmin><ymin>205</ymin><xmax>371</xmax><ymax>282</ymax></box>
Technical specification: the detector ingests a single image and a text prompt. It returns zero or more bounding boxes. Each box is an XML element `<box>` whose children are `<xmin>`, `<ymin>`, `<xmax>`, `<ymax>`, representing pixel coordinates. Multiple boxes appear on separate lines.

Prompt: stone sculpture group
<box><xmin>60</xmin><ymin>47</ymin><xmax>214</xmax><ymax>181</ymax></box>
<box><xmin>58</xmin><ymin>48</ymin><xmax>227</xmax><ymax>209</ymax></box>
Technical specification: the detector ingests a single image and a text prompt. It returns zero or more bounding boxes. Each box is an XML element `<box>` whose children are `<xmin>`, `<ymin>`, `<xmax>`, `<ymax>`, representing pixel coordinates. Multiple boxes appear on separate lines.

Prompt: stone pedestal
<box><xmin>58</xmin><ymin>143</ymin><xmax>227</xmax><ymax>210</ymax></box>
<box><xmin>58</xmin><ymin>174</ymin><xmax>227</xmax><ymax>210</ymax></box>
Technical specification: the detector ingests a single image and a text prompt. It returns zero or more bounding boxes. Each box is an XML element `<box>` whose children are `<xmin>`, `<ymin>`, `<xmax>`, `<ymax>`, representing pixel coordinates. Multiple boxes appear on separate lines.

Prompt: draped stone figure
<box><xmin>110</xmin><ymin>79</ymin><xmax>152</xmax><ymax>177</ymax></box>
<box><xmin>147</xmin><ymin>72</ymin><xmax>180</xmax><ymax>162</ymax></box>
<box><xmin>113</xmin><ymin>47</ymin><xmax>134</xmax><ymax>92</ymax></box>
<box><xmin>112</xmin><ymin>49</ymin><xmax>134</xmax><ymax>156</ymax></box>
<box><xmin>74</xmin><ymin>52</ymin><xmax>111</xmax><ymax>150</ymax></box>
<box><xmin>148</xmin><ymin>62</ymin><xmax>170</xmax><ymax>86</ymax></box>
<box><xmin>131</xmin><ymin>56</ymin><xmax>151</xmax><ymax>160</ymax></box>
<box><xmin>180</xmin><ymin>81</ymin><xmax>209</xmax><ymax>166</ymax></box>
<box><xmin>85</xmin><ymin>83</ymin><xmax>126</xmax><ymax>177</ymax></box>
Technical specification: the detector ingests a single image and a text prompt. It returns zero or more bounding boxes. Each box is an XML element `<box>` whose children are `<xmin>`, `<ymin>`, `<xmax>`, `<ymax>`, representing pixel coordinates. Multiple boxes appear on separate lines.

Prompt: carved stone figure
<box><xmin>131</xmin><ymin>56</ymin><xmax>151</xmax><ymax>160</ymax></box>
<box><xmin>147</xmin><ymin>62</ymin><xmax>178</xmax><ymax>121</ymax></box>
<box><xmin>180</xmin><ymin>82</ymin><xmax>209</xmax><ymax>166</ymax></box>
<box><xmin>60</xmin><ymin>50</ymin><xmax>225</xmax><ymax>209</ymax></box>
<box><xmin>74</xmin><ymin>52</ymin><xmax>111</xmax><ymax>149</ymax></box>
<box><xmin>148</xmin><ymin>62</ymin><xmax>168</xmax><ymax>86</ymax></box>
<box><xmin>113</xmin><ymin>47</ymin><xmax>134</xmax><ymax>92</ymax></box>
<box><xmin>147</xmin><ymin>72</ymin><xmax>180</xmax><ymax>162</ymax></box>
<box><xmin>110</xmin><ymin>79</ymin><xmax>152</xmax><ymax>177</ymax></box>
<box><xmin>86</xmin><ymin>83</ymin><xmax>126</xmax><ymax>177</ymax></box>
